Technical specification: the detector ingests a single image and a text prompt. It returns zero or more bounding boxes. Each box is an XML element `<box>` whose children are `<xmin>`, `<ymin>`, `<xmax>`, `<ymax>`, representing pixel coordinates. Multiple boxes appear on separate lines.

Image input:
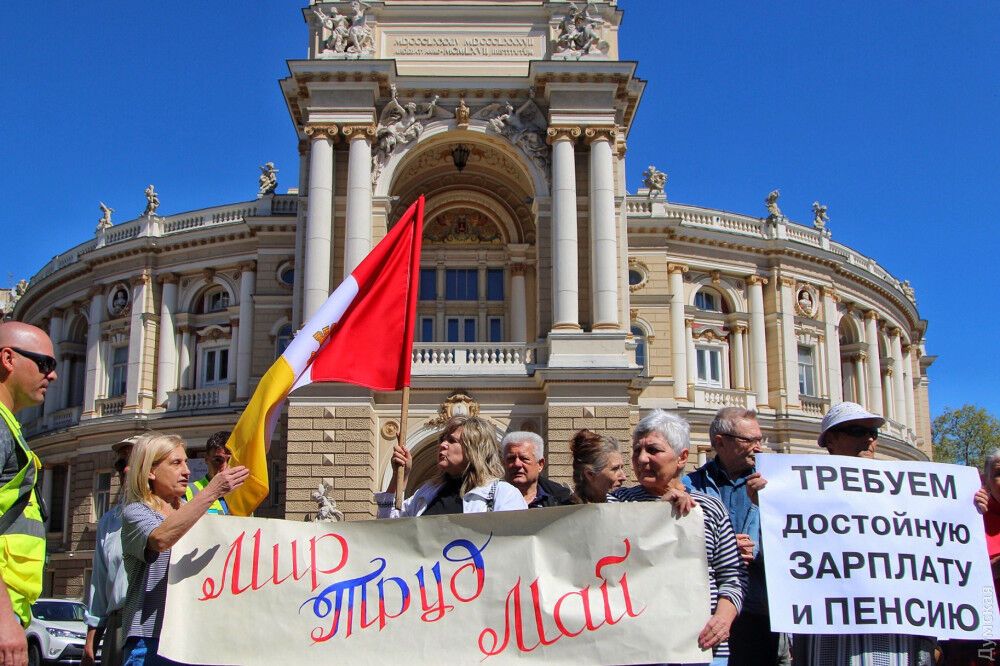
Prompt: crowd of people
<box><xmin>0</xmin><ymin>320</ymin><xmax>995</xmax><ymax>666</ymax></box>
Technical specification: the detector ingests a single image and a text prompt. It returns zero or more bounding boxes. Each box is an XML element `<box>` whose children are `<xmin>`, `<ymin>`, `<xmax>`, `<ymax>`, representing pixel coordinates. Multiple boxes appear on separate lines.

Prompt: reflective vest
<box><xmin>183</xmin><ymin>477</ymin><xmax>228</xmax><ymax>515</ymax></box>
<box><xmin>0</xmin><ymin>403</ymin><xmax>46</xmax><ymax>627</ymax></box>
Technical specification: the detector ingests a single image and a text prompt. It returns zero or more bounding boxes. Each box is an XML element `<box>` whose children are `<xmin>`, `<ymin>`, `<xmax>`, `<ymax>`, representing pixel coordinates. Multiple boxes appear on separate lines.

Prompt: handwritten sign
<box><xmin>758</xmin><ymin>454</ymin><xmax>997</xmax><ymax>640</ymax></box>
<box><xmin>160</xmin><ymin>503</ymin><xmax>712</xmax><ymax>665</ymax></box>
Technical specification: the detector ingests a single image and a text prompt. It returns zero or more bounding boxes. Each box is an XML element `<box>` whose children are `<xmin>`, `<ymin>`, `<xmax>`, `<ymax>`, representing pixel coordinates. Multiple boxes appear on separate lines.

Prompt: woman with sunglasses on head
<box><xmin>119</xmin><ymin>433</ymin><xmax>249</xmax><ymax>665</ymax></box>
<box><xmin>376</xmin><ymin>415</ymin><xmax>527</xmax><ymax>517</ymax></box>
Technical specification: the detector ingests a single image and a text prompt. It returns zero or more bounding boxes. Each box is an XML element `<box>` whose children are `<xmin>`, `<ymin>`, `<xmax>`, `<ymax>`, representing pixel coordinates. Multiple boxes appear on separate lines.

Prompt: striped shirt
<box><xmin>793</xmin><ymin>633</ymin><xmax>934</xmax><ymax>666</ymax></box>
<box><xmin>120</xmin><ymin>502</ymin><xmax>171</xmax><ymax>640</ymax></box>
<box><xmin>608</xmin><ymin>486</ymin><xmax>747</xmax><ymax>659</ymax></box>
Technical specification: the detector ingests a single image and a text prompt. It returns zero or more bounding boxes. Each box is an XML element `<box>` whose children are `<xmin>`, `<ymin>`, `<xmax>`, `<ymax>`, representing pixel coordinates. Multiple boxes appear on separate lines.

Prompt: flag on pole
<box><xmin>223</xmin><ymin>196</ymin><xmax>425</xmax><ymax>515</ymax></box>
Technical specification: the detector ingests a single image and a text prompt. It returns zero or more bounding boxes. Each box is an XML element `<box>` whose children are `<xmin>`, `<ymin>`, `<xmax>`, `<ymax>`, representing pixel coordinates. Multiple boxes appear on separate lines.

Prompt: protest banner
<box><xmin>159</xmin><ymin>502</ymin><xmax>712</xmax><ymax>665</ymax></box>
<box><xmin>757</xmin><ymin>454</ymin><xmax>996</xmax><ymax>640</ymax></box>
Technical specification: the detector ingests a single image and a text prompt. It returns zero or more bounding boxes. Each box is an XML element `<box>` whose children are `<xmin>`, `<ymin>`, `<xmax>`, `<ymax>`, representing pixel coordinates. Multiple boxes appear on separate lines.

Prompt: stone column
<box><xmin>228</xmin><ymin>319</ymin><xmax>239</xmax><ymax>388</ymax></box>
<box><xmin>731</xmin><ymin>325</ymin><xmax>746</xmax><ymax>390</ymax></box>
<box><xmin>585</xmin><ymin>127</ymin><xmax>619</xmax><ymax>330</ymax></box>
<box><xmin>822</xmin><ymin>287</ymin><xmax>843</xmax><ymax>404</ymax></box>
<box><xmin>668</xmin><ymin>264</ymin><xmax>688</xmax><ymax>399</ymax></box>
<box><xmin>126</xmin><ymin>272</ymin><xmax>150</xmax><ymax>409</ymax></box>
<box><xmin>83</xmin><ymin>290</ymin><xmax>105</xmax><ymax>417</ymax></box>
<box><xmin>43</xmin><ymin>310</ymin><xmax>64</xmax><ymax>416</ymax></box>
<box><xmin>510</xmin><ymin>264</ymin><xmax>528</xmax><ymax>343</ymax></box>
<box><xmin>236</xmin><ymin>262</ymin><xmax>256</xmax><ymax>399</ymax></box>
<box><xmin>889</xmin><ymin>328</ymin><xmax>906</xmax><ymax>425</ymax></box>
<box><xmin>292</xmin><ymin>138</ymin><xmax>308</xmax><ymax>330</ymax></box>
<box><xmin>853</xmin><ymin>352</ymin><xmax>868</xmax><ymax>407</ymax></box>
<box><xmin>685</xmin><ymin>319</ymin><xmax>696</xmax><ymax>393</ymax></box>
<box><xmin>155</xmin><ymin>274</ymin><xmax>179</xmax><ymax>407</ymax></box>
<box><xmin>747</xmin><ymin>275</ymin><xmax>769</xmax><ymax>406</ymax></box>
<box><xmin>778</xmin><ymin>277</ymin><xmax>799</xmax><ymax>406</ymax></box>
<box><xmin>547</xmin><ymin>127</ymin><xmax>582</xmax><ymax>330</ymax></box>
<box><xmin>302</xmin><ymin>124</ymin><xmax>338</xmax><ymax>321</ymax></box>
<box><xmin>178</xmin><ymin>326</ymin><xmax>193</xmax><ymax>390</ymax></box>
<box><xmin>342</xmin><ymin>124</ymin><xmax>375</xmax><ymax>276</ymax></box>
<box><xmin>903</xmin><ymin>343</ymin><xmax>916</xmax><ymax>430</ymax></box>
<box><xmin>864</xmin><ymin>311</ymin><xmax>883</xmax><ymax>413</ymax></box>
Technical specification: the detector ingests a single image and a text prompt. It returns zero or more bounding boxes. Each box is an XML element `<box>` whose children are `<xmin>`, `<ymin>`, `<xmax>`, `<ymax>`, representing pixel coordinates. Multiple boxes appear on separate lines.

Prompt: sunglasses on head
<box><xmin>6</xmin><ymin>347</ymin><xmax>57</xmax><ymax>375</ymax></box>
<box><xmin>832</xmin><ymin>425</ymin><xmax>879</xmax><ymax>439</ymax></box>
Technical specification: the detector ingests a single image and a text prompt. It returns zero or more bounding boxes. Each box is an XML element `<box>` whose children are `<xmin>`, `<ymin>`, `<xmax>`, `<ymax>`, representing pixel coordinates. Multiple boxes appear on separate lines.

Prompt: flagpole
<box><xmin>393</xmin><ymin>385</ymin><xmax>410</xmax><ymax>510</ymax></box>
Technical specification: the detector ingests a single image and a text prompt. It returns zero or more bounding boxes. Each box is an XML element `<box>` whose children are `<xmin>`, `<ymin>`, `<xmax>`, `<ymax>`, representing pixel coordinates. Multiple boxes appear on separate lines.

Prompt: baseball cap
<box><xmin>112</xmin><ymin>434</ymin><xmax>142</xmax><ymax>453</ymax></box>
<box><xmin>818</xmin><ymin>402</ymin><xmax>886</xmax><ymax>447</ymax></box>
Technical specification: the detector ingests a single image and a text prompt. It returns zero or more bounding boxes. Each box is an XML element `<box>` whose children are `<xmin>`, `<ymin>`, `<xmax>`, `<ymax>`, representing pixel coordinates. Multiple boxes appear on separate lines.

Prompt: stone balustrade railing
<box><xmin>168</xmin><ymin>386</ymin><xmax>231</xmax><ymax>411</ymax></box>
<box><xmin>412</xmin><ymin>343</ymin><xmax>543</xmax><ymax>376</ymax></box>
<box><xmin>692</xmin><ymin>386</ymin><xmax>758</xmax><ymax>411</ymax></box>
<box><xmin>799</xmin><ymin>395</ymin><xmax>829</xmax><ymax>417</ymax></box>
<box><xmin>96</xmin><ymin>397</ymin><xmax>125</xmax><ymax>417</ymax></box>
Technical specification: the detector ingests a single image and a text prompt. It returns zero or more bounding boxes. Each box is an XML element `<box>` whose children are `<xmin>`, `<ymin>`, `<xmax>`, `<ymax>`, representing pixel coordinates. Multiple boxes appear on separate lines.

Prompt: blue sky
<box><xmin>1</xmin><ymin>1</ymin><xmax>997</xmax><ymax>420</ymax></box>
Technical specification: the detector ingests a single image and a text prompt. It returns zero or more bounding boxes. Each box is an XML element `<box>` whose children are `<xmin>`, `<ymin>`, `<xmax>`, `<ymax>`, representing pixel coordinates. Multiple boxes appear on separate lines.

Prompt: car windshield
<box><xmin>31</xmin><ymin>601</ymin><xmax>86</xmax><ymax>622</ymax></box>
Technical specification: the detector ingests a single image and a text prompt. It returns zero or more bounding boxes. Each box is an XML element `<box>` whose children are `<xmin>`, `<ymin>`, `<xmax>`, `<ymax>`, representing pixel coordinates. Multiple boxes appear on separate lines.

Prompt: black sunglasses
<box><xmin>832</xmin><ymin>425</ymin><xmax>879</xmax><ymax>439</ymax></box>
<box><xmin>7</xmin><ymin>347</ymin><xmax>57</xmax><ymax>375</ymax></box>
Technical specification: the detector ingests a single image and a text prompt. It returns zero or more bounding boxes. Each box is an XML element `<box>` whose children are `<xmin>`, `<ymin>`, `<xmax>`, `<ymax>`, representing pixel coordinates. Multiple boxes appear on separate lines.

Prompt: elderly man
<box><xmin>82</xmin><ymin>435</ymin><xmax>138</xmax><ymax>666</ymax></box>
<box><xmin>183</xmin><ymin>430</ymin><xmax>232</xmax><ymax>514</ymax></box>
<box><xmin>0</xmin><ymin>322</ymin><xmax>55</xmax><ymax>666</ymax></box>
<box><xmin>684</xmin><ymin>407</ymin><xmax>786</xmax><ymax>665</ymax></box>
<box><xmin>501</xmin><ymin>431</ymin><xmax>572</xmax><ymax>508</ymax></box>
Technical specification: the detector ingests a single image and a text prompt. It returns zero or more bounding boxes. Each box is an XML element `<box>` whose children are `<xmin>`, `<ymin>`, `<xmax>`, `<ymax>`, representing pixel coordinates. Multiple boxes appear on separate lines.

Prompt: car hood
<box><xmin>33</xmin><ymin>619</ymin><xmax>86</xmax><ymax>634</ymax></box>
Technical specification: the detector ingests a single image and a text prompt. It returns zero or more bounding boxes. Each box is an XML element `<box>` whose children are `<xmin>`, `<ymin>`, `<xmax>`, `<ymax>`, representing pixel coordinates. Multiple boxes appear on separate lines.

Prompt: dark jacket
<box><xmin>529</xmin><ymin>476</ymin><xmax>575</xmax><ymax>508</ymax></box>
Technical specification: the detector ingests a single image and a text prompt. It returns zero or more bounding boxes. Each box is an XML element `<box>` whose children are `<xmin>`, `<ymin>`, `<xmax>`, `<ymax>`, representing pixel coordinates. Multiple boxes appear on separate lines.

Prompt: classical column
<box><xmin>585</xmin><ymin>127</ymin><xmax>619</xmax><ymax>330</ymax></box>
<box><xmin>43</xmin><ymin>310</ymin><xmax>64</xmax><ymax>416</ymax></box>
<box><xmin>303</xmin><ymin>124</ymin><xmax>338</xmax><ymax>320</ymax></box>
<box><xmin>292</xmin><ymin>138</ymin><xmax>308</xmax><ymax>329</ymax></box>
<box><xmin>126</xmin><ymin>272</ymin><xmax>151</xmax><ymax>409</ymax></box>
<box><xmin>685</xmin><ymin>319</ymin><xmax>696</xmax><ymax>393</ymax></box>
<box><xmin>510</xmin><ymin>264</ymin><xmax>528</xmax><ymax>343</ymax></box>
<box><xmin>731</xmin><ymin>325</ymin><xmax>746</xmax><ymax>390</ymax></box>
<box><xmin>547</xmin><ymin>126</ymin><xmax>581</xmax><ymax>330</ymax></box>
<box><xmin>236</xmin><ymin>262</ymin><xmax>256</xmax><ymax>399</ymax></box>
<box><xmin>822</xmin><ymin>287</ymin><xmax>843</xmax><ymax>404</ymax></box>
<box><xmin>178</xmin><ymin>326</ymin><xmax>193</xmax><ymax>390</ymax></box>
<box><xmin>747</xmin><ymin>275</ymin><xmax>769</xmax><ymax>406</ymax></box>
<box><xmin>864</xmin><ymin>311</ymin><xmax>883</xmax><ymax>413</ymax></box>
<box><xmin>228</xmin><ymin>319</ymin><xmax>239</xmax><ymax>388</ymax></box>
<box><xmin>668</xmin><ymin>264</ymin><xmax>688</xmax><ymax>399</ymax></box>
<box><xmin>83</xmin><ymin>290</ymin><xmax>105</xmax><ymax>416</ymax></box>
<box><xmin>155</xmin><ymin>275</ymin><xmax>179</xmax><ymax>407</ymax></box>
<box><xmin>778</xmin><ymin>277</ymin><xmax>799</xmax><ymax>405</ymax></box>
<box><xmin>889</xmin><ymin>328</ymin><xmax>906</xmax><ymax>425</ymax></box>
<box><xmin>903</xmin><ymin>343</ymin><xmax>916</xmax><ymax>430</ymax></box>
<box><xmin>342</xmin><ymin>124</ymin><xmax>375</xmax><ymax>276</ymax></box>
<box><xmin>853</xmin><ymin>352</ymin><xmax>868</xmax><ymax>407</ymax></box>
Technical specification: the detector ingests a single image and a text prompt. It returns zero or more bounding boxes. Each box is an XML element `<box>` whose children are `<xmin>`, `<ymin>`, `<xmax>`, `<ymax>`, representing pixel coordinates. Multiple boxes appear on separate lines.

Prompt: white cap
<box><xmin>818</xmin><ymin>402</ymin><xmax>885</xmax><ymax>447</ymax></box>
<box><xmin>112</xmin><ymin>434</ymin><xmax>142</xmax><ymax>453</ymax></box>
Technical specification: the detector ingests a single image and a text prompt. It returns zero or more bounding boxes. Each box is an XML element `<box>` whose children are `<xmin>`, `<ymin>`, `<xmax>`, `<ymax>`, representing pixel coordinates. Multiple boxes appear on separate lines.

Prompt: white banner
<box><xmin>160</xmin><ymin>503</ymin><xmax>713</xmax><ymax>665</ymax></box>
<box><xmin>757</xmin><ymin>454</ymin><xmax>996</xmax><ymax>640</ymax></box>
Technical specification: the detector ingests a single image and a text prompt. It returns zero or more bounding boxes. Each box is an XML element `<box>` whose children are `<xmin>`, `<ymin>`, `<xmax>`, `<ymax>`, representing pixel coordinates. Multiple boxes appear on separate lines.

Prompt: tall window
<box><xmin>446</xmin><ymin>317</ymin><xmax>477</xmax><ymax>343</ymax></box>
<box><xmin>631</xmin><ymin>325</ymin><xmax>647</xmax><ymax>376</ymax></box>
<box><xmin>696</xmin><ymin>347</ymin><xmax>723</xmax><ymax>387</ymax></box>
<box><xmin>93</xmin><ymin>471</ymin><xmax>112</xmax><ymax>520</ymax></box>
<box><xmin>419</xmin><ymin>317</ymin><xmax>434</xmax><ymax>342</ymax></box>
<box><xmin>109</xmin><ymin>346</ymin><xmax>128</xmax><ymax>397</ymax></box>
<box><xmin>46</xmin><ymin>465</ymin><xmax>69</xmax><ymax>534</ymax></box>
<box><xmin>488</xmin><ymin>317</ymin><xmax>503</xmax><ymax>343</ymax></box>
<box><xmin>419</xmin><ymin>269</ymin><xmax>437</xmax><ymax>301</ymax></box>
<box><xmin>201</xmin><ymin>347</ymin><xmax>229</xmax><ymax>386</ymax></box>
<box><xmin>798</xmin><ymin>345</ymin><xmax>817</xmax><ymax>396</ymax></box>
<box><xmin>275</xmin><ymin>324</ymin><xmax>293</xmax><ymax>358</ymax></box>
<box><xmin>695</xmin><ymin>290</ymin><xmax>721</xmax><ymax>312</ymax></box>
<box><xmin>486</xmin><ymin>269</ymin><xmax>504</xmax><ymax>301</ymax></box>
<box><xmin>445</xmin><ymin>269</ymin><xmax>478</xmax><ymax>300</ymax></box>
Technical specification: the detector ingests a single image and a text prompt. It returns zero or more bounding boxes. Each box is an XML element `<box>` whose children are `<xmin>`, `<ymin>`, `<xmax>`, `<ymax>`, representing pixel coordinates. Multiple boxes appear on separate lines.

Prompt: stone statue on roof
<box><xmin>143</xmin><ymin>184</ymin><xmax>159</xmax><ymax>216</ymax></box>
<box><xmin>765</xmin><ymin>189</ymin><xmax>783</xmax><ymax>221</ymax></box>
<box><xmin>643</xmin><ymin>165</ymin><xmax>667</xmax><ymax>198</ymax></box>
<box><xmin>812</xmin><ymin>201</ymin><xmax>829</xmax><ymax>231</ymax></box>
<box><xmin>554</xmin><ymin>2</ymin><xmax>606</xmax><ymax>57</ymax></box>
<box><xmin>97</xmin><ymin>202</ymin><xmax>115</xmax><ymax>230</ymax></box>
<box><xmin>258</xmin><ymin>162</ymin><xmax>278</xmax><ymax>196</ymax></box>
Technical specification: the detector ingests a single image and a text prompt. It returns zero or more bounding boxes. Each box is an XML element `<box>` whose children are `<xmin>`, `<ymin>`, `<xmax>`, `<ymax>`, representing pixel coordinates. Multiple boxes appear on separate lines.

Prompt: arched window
<box><xmin>694</xmin><ymin>287</ymin><xmax>728</xmax><ymax>313</ymax></box>
<box><xmin>275</xmin><ymin>324</ymin><xmax>293</xmax><ymax>358</ymax></box>
<box><xmin>200</xmin><ymin>286</ymin><xmax>230</xmax><ymax>314</ymax></box>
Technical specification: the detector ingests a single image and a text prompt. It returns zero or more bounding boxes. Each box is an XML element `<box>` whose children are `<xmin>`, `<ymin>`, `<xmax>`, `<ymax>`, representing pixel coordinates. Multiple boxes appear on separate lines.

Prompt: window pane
<box><xmin>696</xmin><ymin>349</ymin><xmax>707</xmax><ymax>381</ymax></box>
<box><xmin>628</xmin><ymin>270</ymin><xmax>643</xmax><ymax>286</ymax></box>
<box><xmin>487</xmin><ymin>269</ymin><xmax>504</xmax><ymax>301</ymax></box>
<box><xmin>464</xmin><ymin>318</ymin><xmax>476</xmax><ymax>342</ymax></box>
<box><xmin>419</xmin><ymin>269</ymin><xmax>437</xmax><ymax>301</ymax></box>
<box><xmin>219</xmin><ymin>349</ymin><xmax>229</xmax><ymax>380</ymax></box>
<box><xmin>205</xmin><ymin>351</ymin><xmax>216</xmax><ymax>382</ymax></box>
<box><xmin>421</xmin><ymin>318</ymin><xmax>434</xmax><ymax>342</ymax></box>
<box><xmin>446</xmin><ymin>269</ymin><xmax>478</xmax><ymax>300</ymax></box>
<box><xmin>710</xmin><ymin>350</ymin><xmax>721</xmax><ymax>381</ymax></box>
<box><xmin>489</xmin><ymin>318</ymin><xmax>502</xmax><ymax>342</ymax></box>
<box><xmin>446</xmin><ymin>319</ymin><xmax>459</xmax><ymax>343</ymax></box>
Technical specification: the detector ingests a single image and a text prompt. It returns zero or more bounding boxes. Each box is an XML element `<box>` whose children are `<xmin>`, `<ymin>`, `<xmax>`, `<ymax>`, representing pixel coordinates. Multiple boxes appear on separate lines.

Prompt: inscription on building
<box><xmin>390</xmin><ymin>34</ymin><xmax>540</xmax><ymax>57</ymax></box>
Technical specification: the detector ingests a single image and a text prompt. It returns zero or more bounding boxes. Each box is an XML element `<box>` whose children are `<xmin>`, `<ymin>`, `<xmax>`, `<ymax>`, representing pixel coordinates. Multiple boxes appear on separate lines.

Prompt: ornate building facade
<box><xmin>13</xmin><ymin>0</ymin><xmax>932</xmax><ymax>598</ymax></box>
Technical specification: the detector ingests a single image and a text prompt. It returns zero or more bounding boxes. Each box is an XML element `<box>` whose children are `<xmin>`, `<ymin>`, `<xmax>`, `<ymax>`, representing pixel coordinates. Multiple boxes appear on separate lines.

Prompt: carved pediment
<box><xmin>424</xmin><ymin>209</ymin><xmax>502</xmax><ymax>244</ymax></box>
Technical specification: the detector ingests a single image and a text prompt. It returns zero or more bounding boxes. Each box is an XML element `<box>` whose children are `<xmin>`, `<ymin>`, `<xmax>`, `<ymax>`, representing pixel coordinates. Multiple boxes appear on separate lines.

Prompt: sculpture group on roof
<box><xmin>372</xmin><ymin>85</ymin><xmax>445</xmax><ymax>184</ymax></box>
<box><xmin>313</xmin><ymin>1</ymin><xmax>374</xmax><ymax>57</ymax></box>
<box><xmin>97</xmin><ymin>202</ymin><xmax>115</xmax><ymax>231</ymax></box>
<box><xmin>472</xmin><ymin>90</ymin><xmax>550</xmax><ymax>174</ymax></box>
<box><xmin>143</xmin><ymin>184</ymin><xmax>160</xmax><ymax>217</ymax></box>
<box><xmin>553</xmin><ymin>2</ymin><xmax>607</xmax><ymax>57</ymax></box>
<box><xmin>642</xmin><ymin>165</ymin><xmax>667</xmax><ymax>198</ymax></box>
<box><xmin>258</xmin><ymin>162</ymin><xmax>278</xmax><ymax>196</ymax></box>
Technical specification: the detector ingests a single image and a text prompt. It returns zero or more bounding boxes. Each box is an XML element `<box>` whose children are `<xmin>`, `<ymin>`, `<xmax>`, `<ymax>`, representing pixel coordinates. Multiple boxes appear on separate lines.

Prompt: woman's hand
<box><xmin>735</xmin><ymin>533</ymin><xmax>755</xmax><ymax>563</ymax></box>
<box><xmin>746</xmin><ymin>472</ymin><xmax>767</xmax><ymax>506</ymax></box>
<box><xmin>206</xmin><ymin>465</ymin><xmax>250</xmax><ymax>498</ymax></box>
<box><xmin>698</xmin><ymin>598</ymin><xmax>738</xmax><ymax>650</ymax></box>
<box><xmin>385</xmin><ymin>439</ymin><xmax>412</xmax><ymax>493</ymax></box>
<box><xmin>664</xmin><ymin>478</ymin><xmax>696</xmax><ymax>517</ymax></box>
<box><xmin>975</xmin><ymin>487</ymin><xmax>989</xmax><ymax>515</ymax></box>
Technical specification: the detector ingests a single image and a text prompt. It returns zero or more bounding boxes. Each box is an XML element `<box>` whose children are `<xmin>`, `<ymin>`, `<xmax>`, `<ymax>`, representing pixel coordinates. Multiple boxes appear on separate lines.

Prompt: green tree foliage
<box><xmin>932</xmin><ymin>404</ymin><xmax>1000</xmax><ymax>469</ymax></box>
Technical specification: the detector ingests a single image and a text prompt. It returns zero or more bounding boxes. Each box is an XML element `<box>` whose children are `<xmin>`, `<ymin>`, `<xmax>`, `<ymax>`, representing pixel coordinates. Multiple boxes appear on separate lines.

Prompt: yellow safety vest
<box><xmin>183</xmin><ymin>477</ymin><xmax>227</xmax><ymax>514</ymax></box>
<box><xmin>0</xmin><ymin>403</ymin><xmax>46</xmax><ymax>627</ymax></box>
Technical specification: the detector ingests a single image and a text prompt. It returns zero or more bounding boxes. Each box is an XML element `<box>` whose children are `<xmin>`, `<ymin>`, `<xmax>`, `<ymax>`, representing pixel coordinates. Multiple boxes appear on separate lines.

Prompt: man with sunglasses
<box><xmin>183</xmin><ymin>431</ymin><xmax>232</xmax><ymax>515</ymax></box>
<box><xmin>0</xmin><ymin>322</ymin><xmax>57</xmax><ymax>666</ymax></box>
<box><xmin>83</xmin><ymin>435</ymin><xmax>138</xmax><ymax>666</ymax></box>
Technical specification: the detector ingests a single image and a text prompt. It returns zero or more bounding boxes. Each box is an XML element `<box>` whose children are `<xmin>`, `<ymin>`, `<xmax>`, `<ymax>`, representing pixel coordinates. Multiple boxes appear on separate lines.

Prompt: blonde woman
<box><xmin>120</xmin><ymin>433</ymin><xmax>248</xmax><ymax>666</ymax></box>
<box><xmin>377</xmin><ymin>415</ymin><xmax>527</xmax><ymax>517</ymax></box>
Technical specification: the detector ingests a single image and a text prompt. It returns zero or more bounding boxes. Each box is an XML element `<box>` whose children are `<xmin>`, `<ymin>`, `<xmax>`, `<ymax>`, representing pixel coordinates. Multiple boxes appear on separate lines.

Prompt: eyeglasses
<box><xmin>832</xmin><ymin>425</ymin><xmax>879</xmax><ymax>440</ymax></box>
<box><xmin>719</xmin><ymin>433</ymin><xmax>767</xmax><ymax>447</ymax></box>
<box><xmin>6</xmin><ymin>347</ymin><xmax>57</xmax><ymax>375</ymax></box>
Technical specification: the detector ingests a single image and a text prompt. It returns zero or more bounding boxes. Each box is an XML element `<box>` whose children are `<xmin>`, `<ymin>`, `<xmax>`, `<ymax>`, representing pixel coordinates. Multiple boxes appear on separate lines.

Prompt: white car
<box><xmin>25</xmin><ymin>598</ymin><xmax>88</xmax><ymax>666</ymax></box>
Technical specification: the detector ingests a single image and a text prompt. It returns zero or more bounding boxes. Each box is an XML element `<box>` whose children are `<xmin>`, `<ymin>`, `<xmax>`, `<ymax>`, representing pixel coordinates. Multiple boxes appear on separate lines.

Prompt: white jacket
<box><xmin>375</xmin><ymin>479</ymin><xmax>527</xmax><ymax>518</ymax></box>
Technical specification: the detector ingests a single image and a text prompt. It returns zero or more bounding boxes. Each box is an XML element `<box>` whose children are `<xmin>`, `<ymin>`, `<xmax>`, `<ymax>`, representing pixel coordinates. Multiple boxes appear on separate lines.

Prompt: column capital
<box><xmin>546</xmin><ymin>126</ymin><xmax>582</xmax><ymax>145</ymax></box>
<box><xmin>238</xmin><ymin>261</ymin><xmax>258</xmax><ymax>274</ymax></box>
<box><xmin>864</xmin><ymin>310</ymin><xmax>879</xmax><ymax>321</ymax></box>
<box><xmin>853</xmin><ymin>351</ymin><xmax>868</xmax><ymax>362</ymax></box>
<box><xmin>884</xmin><ymin>367</ymin><xmax>894</xmax><ymax>378</ymax></box>
<box><xmin>614</xmin><ymin>133</ymin><xmax>627</xmax><ymax>158</ymax></box>
<box><xmin>779</xmin><ymin>276</ymin><xmax>796</xmax><ymax>288</ymax></box>
<box><xmin>510</xmin><ymin>263</ymin><xmax>529</xmax><ymax>277</ymax></box>
<box><xmin>746</xmin><ymin>274</ymin><xmax>768</xmax><ymax>286</ymax></box>
<box><xmin>583</xmin><ymin>126</ymin><xmax>618</xmax><ymax>145</ymax></box>
<box><xmin>202</xmin><ymin>267</ymin><xmax>216</xmax><ymax>282</ymax></box>
<box><xmin>87</xmin><ymin>286</ymin><xmax>104</xmax><ymax>299</ymax></box>
<box><xmin>733</xmin><ymin>324</ymin><xmax>747</xmax><ymax>334</ymax></box>
<box><xmin>157</xmin><ymin>273</ymin><xmax>179</xmax><ymax>285</ymax></box>
<box><xmin>902</xmin><ymin>343</ymin><xmax>913</xmax><ymax>354</ymax></box>
<box><xmin>684</xmin><ymin>318</ymin><xmax>694</xmax><ymax>329</ymax></box>
<box><xmin>341</xmin><ymin>124</ymin><xmax>377</xmax><ymax>140</ymax></box>
<box><xmin>667</xmin><ymin>263</ymin><xmax>688</xmax><ymax>275</ymax></box>
<box><xmin>129</xmin><ymin>271</ymin><xmax>151</xmax><ymax>287</ymax></box>
<box><xmin>50</xmin><ymin>307</ymin><xmax>65</xmax><ymax>319</ymax></box>
<box><xmin>177</xmin><ymin>324</ymin><xmax>193</xmax><ymax>335</ymax></box>
<box><xmin>888</xmin><ymin>326</ymin><xmax>901</xmax><ymax>338</ymax></box>
<box><xmin>229</xmin><ymin>316</ymin><xmax>241</xmax><ymax>327</ymax></box>
<box><xmin>304</xmin><ymin>123</ymin><xmax>340</xmax><ymax>142</ymax></box>
<box><xmin>820</xmin><ymin>285</ymin><xmax>839</xmax><ymax>302</ymax></box>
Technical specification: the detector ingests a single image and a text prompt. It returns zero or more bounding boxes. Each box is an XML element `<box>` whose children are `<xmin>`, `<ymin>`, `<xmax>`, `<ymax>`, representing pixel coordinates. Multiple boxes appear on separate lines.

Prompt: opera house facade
<box><xmin>12</xmin><ymin>1</ymin><xmax>933</xmax><ymax>598</ymax></box>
